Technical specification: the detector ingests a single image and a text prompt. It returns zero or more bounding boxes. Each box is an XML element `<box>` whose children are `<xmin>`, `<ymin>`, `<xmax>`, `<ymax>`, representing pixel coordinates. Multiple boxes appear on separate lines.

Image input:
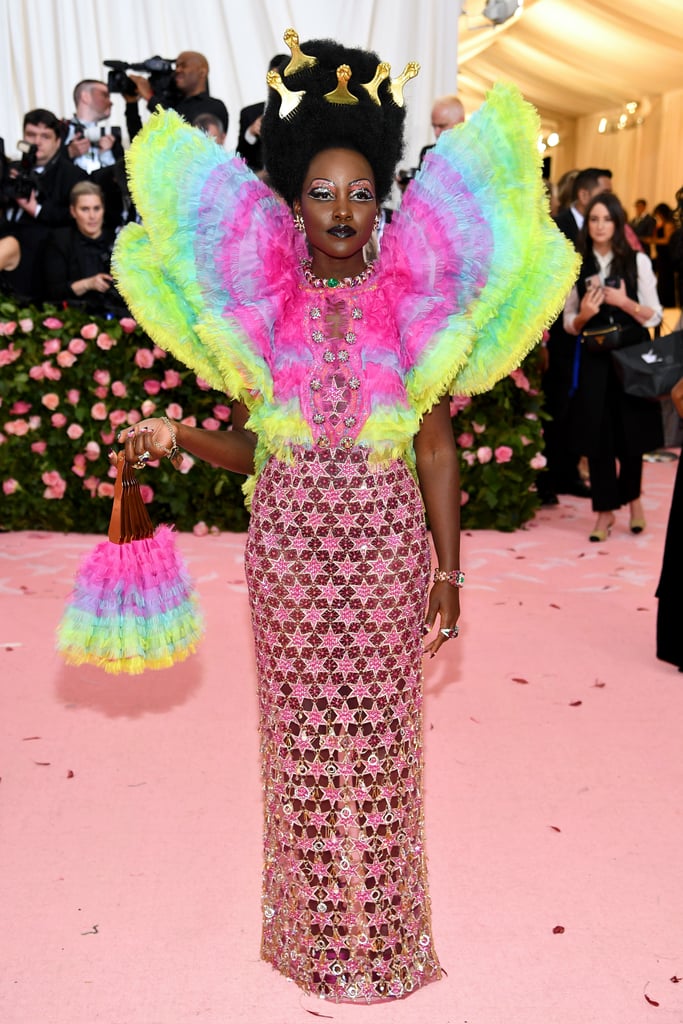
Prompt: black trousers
<box><xmin>587</xmin><ymin>453</ymin><xmax>642</xmax><ymax>512</ymax></box>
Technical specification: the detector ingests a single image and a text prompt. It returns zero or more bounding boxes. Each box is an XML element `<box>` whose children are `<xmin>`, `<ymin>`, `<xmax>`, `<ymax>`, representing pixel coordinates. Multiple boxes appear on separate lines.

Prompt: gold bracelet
<box><xmin>160</xmin><ymin>415</ymin><xmax>180</xmax><ymax>462</ymax></box>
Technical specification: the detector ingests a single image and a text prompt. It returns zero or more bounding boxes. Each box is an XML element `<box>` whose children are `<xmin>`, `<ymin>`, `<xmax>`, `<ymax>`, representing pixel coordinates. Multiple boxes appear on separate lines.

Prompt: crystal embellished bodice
<box><xmin>270</xmin><ymin>272</ymin><xmax>409</xmax><ymax>454</ymax></box>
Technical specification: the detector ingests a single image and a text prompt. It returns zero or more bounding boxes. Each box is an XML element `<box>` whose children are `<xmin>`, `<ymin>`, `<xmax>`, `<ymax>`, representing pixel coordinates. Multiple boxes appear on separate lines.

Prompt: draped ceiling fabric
<box><xmin>457</xmin><ymin>0</ymin><xmax>683</xmax><ymax>210</ymax></box>
<box><xmin>0</xmin><ymin>0</ymin><xmax>680</xmax><ymax>207</ymax></box>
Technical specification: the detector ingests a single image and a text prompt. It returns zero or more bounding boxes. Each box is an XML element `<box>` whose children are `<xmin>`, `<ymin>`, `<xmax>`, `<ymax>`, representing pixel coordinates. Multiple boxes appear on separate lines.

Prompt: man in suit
<box><xmin>0</xmin><ymin>108</ymin><xmax>86</xmax><ymax>302</ymax></box>
<box><xmin>418</xmin><ymin>93</ymin><xmax>465</xmax><ymax>166</ymax></box>
<box><xmin>62</xmin><ymin>79</ymin><xmax>124</xmax><ymax>175</ymax></box>
<box><xmin>237</xmin><ymin>54</ymin><xmax>287</xmax><ymax>175</ymax></box>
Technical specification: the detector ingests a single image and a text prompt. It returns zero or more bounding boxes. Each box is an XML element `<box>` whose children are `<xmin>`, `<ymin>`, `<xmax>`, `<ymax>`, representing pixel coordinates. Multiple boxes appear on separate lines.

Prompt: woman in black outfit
<box><xmin>42</xmin><ymin>180</ymin><xmax>126</xmax><ymax>314</ymax></box>
<box><xmin>563</xmin><ymin>192</ymin><xmax>663</xmax><ymax>542</ymax></box>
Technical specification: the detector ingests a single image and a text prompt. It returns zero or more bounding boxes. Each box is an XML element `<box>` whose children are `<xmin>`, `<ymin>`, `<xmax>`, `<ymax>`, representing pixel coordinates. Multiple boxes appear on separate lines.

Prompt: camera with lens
<box><xmin>0</xmin><ymin>138</ymin><xmax>38</xmax><ymax>203</ymax></box>
<box><xmin>104</xmin><ymin>56</ymin><xmax>177</xmax><ymax>105</ymax></box>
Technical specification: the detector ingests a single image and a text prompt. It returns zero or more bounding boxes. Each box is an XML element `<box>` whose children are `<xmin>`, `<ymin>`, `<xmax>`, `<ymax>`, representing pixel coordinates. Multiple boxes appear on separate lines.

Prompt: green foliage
<box><xmin>0</xmin><ymin>300</ymin><xmax>546</xmax><ymax>535</ymax></box>
<box><xmin>453</xmin><ymin>355</ymin><xmax>547</xmax><ymax>531</ymax></box>
<box><xmin>0</xmin><ymin>300</ymin><xmax>249</xmax><ymax>533</ymax></box>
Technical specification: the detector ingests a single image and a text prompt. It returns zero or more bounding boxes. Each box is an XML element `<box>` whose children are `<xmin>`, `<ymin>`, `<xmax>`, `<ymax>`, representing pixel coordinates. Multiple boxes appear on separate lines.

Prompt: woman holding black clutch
<box><xmin>563</xmin><ymin>191</ymin><xmax>662</xmax><ymax>541</ymax></box>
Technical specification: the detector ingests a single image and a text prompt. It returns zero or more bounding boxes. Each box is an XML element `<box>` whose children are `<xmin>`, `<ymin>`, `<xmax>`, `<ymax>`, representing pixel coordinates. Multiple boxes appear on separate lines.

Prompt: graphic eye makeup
<box><xmin>307</xmin><ymin>179</ymin><xmax>336</xmax><ymax>200</ymax></box>
<box><xmin>349</xmin><ymin>186</ymin><xmax>375</xmax><ymax>202</ymax></box>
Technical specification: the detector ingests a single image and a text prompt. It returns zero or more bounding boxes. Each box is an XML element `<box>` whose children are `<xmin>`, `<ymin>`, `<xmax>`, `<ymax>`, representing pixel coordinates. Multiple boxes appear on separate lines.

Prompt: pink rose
<box><xmin>19</xmin><ymin>318</ymin><xmax>33</xmax><ymax>332</ymax></box>
<box><xmin>83</xmin><ymin>476</ymin><xmax>99</xmax><ymax>493</ymax></box>
<box><xmin>5</xmin><ymin>419</ymin><xmax>29</xmax><ymax>436</ymax></box>
<box><xmin>11</xmin><ymin>401</ymin><xmax>31</xmax><ymax>415</ymax></box>
<box><xmin>29</xmin><ymin>364</ymin><xmax>45</xmax><ymax>380</ymax></box>
<box><xmin>80</xmin><ymin>323</ymin><xmax>98</xmax><ymax>340</ymax></box>
<box><xmin>67</xmin><ymin>423</ymin><xmax>84</xmax><ymax>440</ymax></box>
<box><xmin>3</xmin><ymin>478</ymin><xmax>18</xmax><ymax>495</ymax></box>
<box><xmin>472</xmin><ymin>421</ymin><xmax>486</xmax><ymax>435</ymax></box>
<box><xmin>42</xmin><ymin>469</ymin><xmax>66</xmax><ymax>491</ymax></box>
<box><xmin>196</xmin><ymin>377</ymin><xmax>211</xmax><ymax>391</ymax></box>
<box><xmin>0</xmin><ymin>321</ymin><xmax>17</xmax><ymax>335</ymax></box>
<box><xmin>0</xmin><ymin>432</ymin><xmax>6</xmax><ymax>445</ymax></box>
<box><xmin>152</xmin><ymin>345</ymin><xmax>166</xmax><ymax>359</ymax></box>
<box><xmin>520</xmin><ymin>435</ymin><xmax>532</xmax><ymax>446</ymax></box>
<box><xmin>68</xmin><ymin>337</ymin><xmax>87</xmax><ymax>354</ymax></box>
<box><xmin>43</xmin><ymin>482</ymin><xmax>67</xmax><ymax>500</ymax></box>
<box><xmin>209</xmin><ymin>525</ymin><xmax>221</xmax><ymax>536</ymax></box>
<box><xmin>201</xmin><ymin>417</ymin><xmax>220</xmax><ymax>431</ymax></box>
<box><xmin>213</xmin><ymin>404</ymin><xmax>231</xmax><ymax>422</ymax></box>
<box><xmin>140</xmin><ymin>399</ymin><xmax>157</xmax><ymax>416</ymax></box>
<box><xmin>56</xmin><ymin>350</ymin><xmax>76</xmax><ymax>367</ymax></box>
<box><xmin>180</xmin><ymin>415</ymin><xmax>196</xmax><ymax>428</ymax></box>
<box><xmin>449</xmin><ymin>394</ymin><xmax>472</xmax><ymax>417</ymax></box>
<box><xmin>90</xmin><ymin>402</ymin><xmax>108</xmax><ymax>421</ymax></box>
<box><xmin>165</xmin><ymin>402</ymin><xmax>183</xmax><ymax>419</ymax></box>
<box><xmin>42</xmin><ymin>317</ymin><xmax>63</xmax><ymax>330</ymax></box>
<box><xmin>119</xmin><ymin>317</ymin><xmax>137</xmax><ymax>334</ymax></box>
<box><xmin>93</xmin><ymin>369</ymin><xmax>111</xmax><ymax>386</ymax></box>
<box><xmin>111</xmin><ymin>380</ymin><xmax>127</xmax><ymax>398</ymax></box>
<box><xmin>127</xmin><ymin>409</ymin><xmax>141</xmax><ymax>424</ymax></box>
<box><xmin>179</xmin><ymin>453</ymin><xmax>195</xmax><ymax>474</ymax></box>
<box><xmin>97</xmin><ymin>482</ymin><xmax>115</xmax><ymax>499</ymax></box>
<box><xmin>109</xmin><ymin>408</ymin><xmax>129</xmax><ymax>427</ymax></box>
<box><xmin>28</xmin><ymin>416</ymin><xmax>41</xmax><ymax>430</ymax></box>
<box><xmin>510</xmin><ymin>368</ymin><xmax>531</xmax><ymax>392</ymax></box>
<box><xmin>0</xmin><ymin>343</ymin><xmax>23</xmax><ymax>366</ymax></box>
<box><xmin>85</xmin><ymin>441</ymin><xmax>101</xmax><ymax>461</ymax></box>
<box><xmin>94</xmin><ymin>386</ymin><xmax>108</xmax><ymax>399</ymax></box>
<box><xmin>139</xmin><ymin>484</ymin><xmax>154</xmax><ymax>504</ymax></box>
<box><xmin>43</xmin><ymin>338</ymin><xmax>61</xmax><ymax>355</ymax></box>
<box><xmin>530</xmin><ymin>453</ymin><xmax>547</xmax><ymax>470</ymax></box>
<box><xmin>134</xmin><ymin>348</ymin><xmax>155</xmax><ymax>369</ymax></box>
<box><xmin>51</xmin><ymin>413</ymin><xmax>67</xmax><ymax>428</ymax></box>
<box><xmin>31</xmin><ymin>440</ymin><xmax>47</xmax><ymax>454</ymax></box>
<box><xmin>143</xmin><ymin>379</ymin><xmax>161</xmax><ymax>395</ymax></box>
<box><xmin>100</xmin><ymin>429</ymin><xmax>115</xmax><ymax>445</ymax></box>
<box><xmin>477</xmin><ymin>446</ymin><xmax>493</xmax><ymax>464</ymax></box>
<box><xmin>163</xmin><ymin>369</ymin><xmax>182</xmax><ymax>389</ymax></box>
<box><xmin>460</xmin><ymin>490</ymin><xmax>470</xmax><ymax>506</ymax></box>
<box><xmin>43</xmin><ymin>361</ymin><xmax>61</xmax><ymax>381</ymax></box>
<box><xmin>107</xmin><ymin>464</ymin><xmax>118</xmax><ymax>479</ymax></box>
<box><xmin>67</xmin><ymin>389</ymin><xmax>80</xmax><ymax>404</ymax></box>
<box><xmin>96</xmin><ymin>332</ymin><xmax>116</xmax><ymax>350</ymax></box>
<box><xmin>524</xmin><ymin>413</ymin><xmax>539</xmax><ymax>422</ymax></box>
<box><xmin>457</xmin><ymin>432</ymin><xmax>474</xmax><ymax>448</ymax></box>
<box><xmin>71</xmin><ymin>462</ymin><xmax>86</xmax><ymax>478</ymax></box>
<box><xmin>494</xmin><ymin>445</ymin><xmax>514</xmax><ymax>464</ymax></box>
<box><xmin>193</xmin><ymin>521</ymin><xmax>209</xmax><ymax>537</ymax></box>
<box><xmin>462</xmin><ymin>451</ymin><xmax>477</xmax><ymax>467</ymax></box>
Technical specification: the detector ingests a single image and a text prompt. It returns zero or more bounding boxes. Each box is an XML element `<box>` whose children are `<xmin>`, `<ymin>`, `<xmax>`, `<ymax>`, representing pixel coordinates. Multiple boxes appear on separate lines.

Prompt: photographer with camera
<box><xmin>62</xmin><ymin>79</ymin><xmax>124</xmax><ymax>174</ymax></box>
<box><xmin>120</xmin><ymin>51</ymin><xmax>228</xmax><ymax>141</ymax></box>
<box><xmin>42</xmin><ymin>180</ymin><xmax>127</xmax><ymax>315</ymax></box>
<box><xmin>0</xmin><ymin>109</ymin><xmax>86</xmax><ymax>302</ymax></box>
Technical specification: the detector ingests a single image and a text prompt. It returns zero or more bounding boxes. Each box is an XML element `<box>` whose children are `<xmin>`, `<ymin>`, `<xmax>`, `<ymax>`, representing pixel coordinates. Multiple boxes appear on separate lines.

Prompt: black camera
<box><xmin>604</xmin><ymin>276</ymin><xmax>621</xmax><ymax>288</ymax></box>
<box><xmin>0</xmin><ymin>138</ymin><xmax>38</xmax><ymax>203</ymax></box>
<box><xmin>104</xmin><ymin>56</ymin><xmax>177</xmax><ymax>105</ymax></box>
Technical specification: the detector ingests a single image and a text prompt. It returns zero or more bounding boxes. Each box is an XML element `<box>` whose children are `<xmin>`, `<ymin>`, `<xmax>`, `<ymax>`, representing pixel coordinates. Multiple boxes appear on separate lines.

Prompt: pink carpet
<box><xmin>2</xmin><ymin>457</ymin><xmax>682</xmax><ymax>1024</ymax></box>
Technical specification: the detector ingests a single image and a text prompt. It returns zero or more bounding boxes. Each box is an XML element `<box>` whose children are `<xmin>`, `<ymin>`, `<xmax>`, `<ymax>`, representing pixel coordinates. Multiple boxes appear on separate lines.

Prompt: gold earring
<box><xmin>294</xmin><ymin>211</ymin><xmax>305</xmax><ymax>233</ymax></box>
<box><xmin>373</xmin><ymin>213</ymin><xmax>381</xmax><ymax>231</ymax></box>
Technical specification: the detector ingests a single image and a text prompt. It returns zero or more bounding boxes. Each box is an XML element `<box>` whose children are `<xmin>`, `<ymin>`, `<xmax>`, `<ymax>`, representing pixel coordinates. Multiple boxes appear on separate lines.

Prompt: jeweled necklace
<box><xmin>301</xmin><ymin>258</ymin><xmax>376</xmax><ymax>289</ymax></box>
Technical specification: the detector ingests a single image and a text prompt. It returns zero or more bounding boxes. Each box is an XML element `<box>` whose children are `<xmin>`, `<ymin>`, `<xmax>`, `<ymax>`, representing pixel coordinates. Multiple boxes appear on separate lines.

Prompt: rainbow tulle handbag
<box><xmin>57</xmin><ymin>452</ymin><xmax>203</xmax><ymax>674</ymax></box>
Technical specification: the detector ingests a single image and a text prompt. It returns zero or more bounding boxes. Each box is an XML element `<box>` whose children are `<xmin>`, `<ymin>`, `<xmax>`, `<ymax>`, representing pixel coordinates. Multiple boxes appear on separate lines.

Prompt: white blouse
<box><xmin>563</xmin><ymin>250</ymin><xmax>662</xmax><ymax>334</ymax></box>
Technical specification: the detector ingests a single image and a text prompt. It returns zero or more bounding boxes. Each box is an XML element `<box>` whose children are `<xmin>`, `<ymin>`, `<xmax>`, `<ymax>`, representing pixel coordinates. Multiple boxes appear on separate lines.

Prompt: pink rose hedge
<box><xmin>0</xmin><ymin>301</ymin><xmax>248</xmax><ymax>533</ymax></box>
<box><xmin>0</xmin><ymin>300</ymin><xmax>547</xmax><ymax>533</ymax></box>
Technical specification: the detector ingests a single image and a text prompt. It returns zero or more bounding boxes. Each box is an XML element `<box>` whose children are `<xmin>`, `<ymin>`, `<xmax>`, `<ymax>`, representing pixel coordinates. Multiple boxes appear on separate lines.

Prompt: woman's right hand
<box><xmin>579</xmin><ymin>282</ymin><xmax>604</xmax><ymax>319</ymax></box>
<box><xmin>117</xmin><ymin>417</ymin><xmax>182</xmax><ymax>469</ymax></box>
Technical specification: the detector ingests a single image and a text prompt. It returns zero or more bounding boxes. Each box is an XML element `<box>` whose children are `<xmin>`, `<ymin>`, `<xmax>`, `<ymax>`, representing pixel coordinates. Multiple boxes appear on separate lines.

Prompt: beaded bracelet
<box><xmin>160</xmin><ymin>415</ymin><xmax>181</xmax><ymax>463</ymax></box>
<box><xmin>433</xmin><ymin>568</ymin><xmax>465</xmax><ymax>588</ymax></box>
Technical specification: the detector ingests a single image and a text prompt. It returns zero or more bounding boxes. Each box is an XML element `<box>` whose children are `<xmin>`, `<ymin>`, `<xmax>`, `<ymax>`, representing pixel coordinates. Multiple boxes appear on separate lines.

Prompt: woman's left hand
<box><xmin>602</xmin><ymin>278</ymin><xmax>628</xmax><ymax>308</ymax></box>
<box><xmin>423</xmin><ymin>582</ymin><xmax>461</xmax><ymax>659</ymax></box>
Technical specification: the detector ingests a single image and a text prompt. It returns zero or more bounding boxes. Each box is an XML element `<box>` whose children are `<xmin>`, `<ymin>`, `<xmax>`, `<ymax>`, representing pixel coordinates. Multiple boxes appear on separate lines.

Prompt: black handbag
<box><xmin>612</xmin><ymin>329</ymin><xmax>683</xmax><ymax>400</ymax></box>
<box><xmin>580</xmin><ymin>322</ymin><xmax>646</xmax><ymax>353</ymax></box>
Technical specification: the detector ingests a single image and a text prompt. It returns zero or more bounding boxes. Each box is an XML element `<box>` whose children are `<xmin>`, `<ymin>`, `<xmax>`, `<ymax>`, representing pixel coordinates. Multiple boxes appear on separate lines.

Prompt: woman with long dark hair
<box><xmin>563</xmin><ymin>191</ymin><xmax>662</xmax><ymax>541</ymax></box>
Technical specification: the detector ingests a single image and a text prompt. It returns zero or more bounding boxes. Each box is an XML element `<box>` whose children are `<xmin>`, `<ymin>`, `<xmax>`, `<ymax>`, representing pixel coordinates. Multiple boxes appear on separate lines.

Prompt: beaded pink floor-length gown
<box><xmin>113</xmin><ymin>87</ymin><xmax>579</xmax><ymax>1005</ymax></box>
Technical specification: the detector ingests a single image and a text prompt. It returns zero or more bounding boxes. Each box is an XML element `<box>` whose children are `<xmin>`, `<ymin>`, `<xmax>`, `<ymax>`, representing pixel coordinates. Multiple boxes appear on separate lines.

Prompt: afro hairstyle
<box><xmin>261</xmin><ymin>38</ymin><xmax>407</xmax><ymax>206</ymax></box>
